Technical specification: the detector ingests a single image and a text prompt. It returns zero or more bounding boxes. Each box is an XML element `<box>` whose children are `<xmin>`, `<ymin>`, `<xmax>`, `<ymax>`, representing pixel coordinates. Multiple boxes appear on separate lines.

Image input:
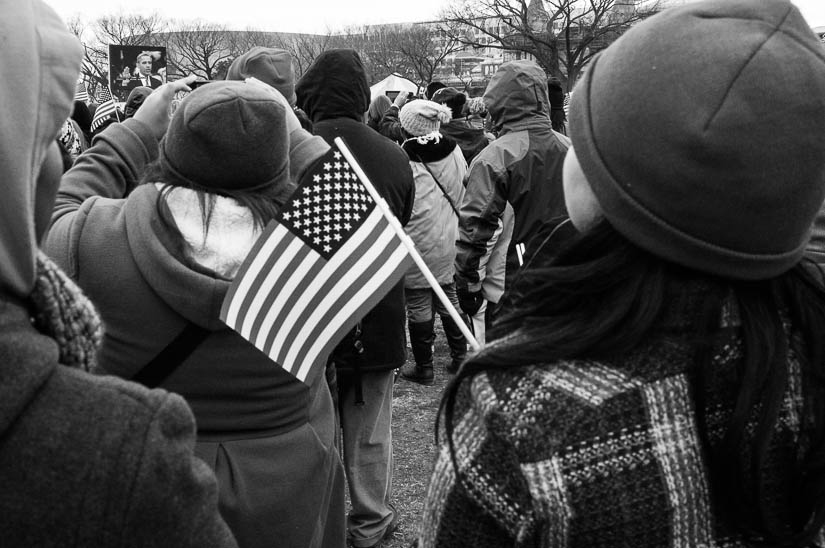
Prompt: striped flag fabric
<box><xmin>90</xmin><ymin>87</ymin><xmax>117</xmax><ymax>132</ymax></box>
<box><xmin>220</xmin><ymin>142</ymin><xmax>413</xmax><ymax>383</ymax></box>
<box><xmin>74</xmin><ymin>80</ymin><xmax>89</xmax><ymax>103</ymax></box>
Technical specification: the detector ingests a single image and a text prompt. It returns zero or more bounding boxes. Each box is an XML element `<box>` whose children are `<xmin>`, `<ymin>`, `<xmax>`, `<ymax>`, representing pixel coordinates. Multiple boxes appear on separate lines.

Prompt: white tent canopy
<box><xmin>370</xmin><ymin>73</ymin><xmax>418</xmax><ymax>101</ymax></box>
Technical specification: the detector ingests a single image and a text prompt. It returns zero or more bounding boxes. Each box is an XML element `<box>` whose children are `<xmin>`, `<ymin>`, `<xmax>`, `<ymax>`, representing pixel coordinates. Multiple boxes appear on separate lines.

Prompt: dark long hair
<box><xmin>439</xmin><ymin>220</ymin><xmax>825</xmax><ymax>546</ymax></box>
<box><xmin>141</xmin><ymin>158</ymin><xmax>282</xmax><ymax>239</ymax></box>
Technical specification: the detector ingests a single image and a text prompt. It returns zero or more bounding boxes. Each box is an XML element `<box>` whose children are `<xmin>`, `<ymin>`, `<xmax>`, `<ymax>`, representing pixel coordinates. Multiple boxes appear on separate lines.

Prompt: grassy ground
<box><xmin>378</xmin><ymin>324</ymin><xmax>453</xmax><ymax>548</ymax></box>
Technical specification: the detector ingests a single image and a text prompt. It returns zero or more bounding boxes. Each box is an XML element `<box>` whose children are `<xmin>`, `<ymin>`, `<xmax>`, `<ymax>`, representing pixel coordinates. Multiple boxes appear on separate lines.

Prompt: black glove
<box><xmin>456</xmin><ymin>282</ymin><xmax>484</xmax><ymax>317</ymax></box>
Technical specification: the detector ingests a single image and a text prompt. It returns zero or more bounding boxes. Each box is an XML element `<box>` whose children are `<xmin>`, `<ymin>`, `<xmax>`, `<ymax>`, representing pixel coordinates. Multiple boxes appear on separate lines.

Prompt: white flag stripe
<box><xmin>246</xmin><ymin>243</ymin><xmax>316</xmax><ymax>343</ymax></box>
<box><xmin>294</xmin><ymin>245</ymin><xmax>411</xmax><ymax>381</ymax></box>
<box><xmin>273</xmin><ymin>217</ymin><xmax>396</xmax><ymax>366</ymax></box>
<box><xmin>265</xmin><ymin>208</ymin><xmax>385</xmax><ymax>358</ymax></box>
<box><xmin>224</xmin><ymin>223</ymin><xmax>289</xmax><ymax>326</ymax></box>
<box><xmin>261</xmin><ymin>217</ymin><xmax>389</xmax><ymax>364</ymax></box>
<box><xmin>285</xmin><ymin>221</ymin><xmax>402</xmax><ymax>363</ymax></box>
<box><xmin>249</xmin><ymin>248</ymin><xmax>321</xmax><ymax>348</ymax></box>
<box><xmin>238</xmin><ymin>236</ymin><xmax>305</xmax><ymax>338</ymax></box>
<box><xmin>282</xmin><ymin>221</ymin><xmax>399</xmax><ymax>372</ymax></box>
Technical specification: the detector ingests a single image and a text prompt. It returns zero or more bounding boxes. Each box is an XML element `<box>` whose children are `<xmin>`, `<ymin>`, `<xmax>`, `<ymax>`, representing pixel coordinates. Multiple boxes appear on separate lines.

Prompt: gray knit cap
<box><xmin>570</xmin><ymin>0</ymin><xmax>825</xmax><ymax>280</ymax></box>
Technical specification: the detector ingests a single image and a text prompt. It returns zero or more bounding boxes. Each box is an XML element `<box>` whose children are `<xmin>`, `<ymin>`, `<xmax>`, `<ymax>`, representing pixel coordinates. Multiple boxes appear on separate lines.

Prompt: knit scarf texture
<box><xmin>30</xmin><ymin>251</ymin><xmax>102</xmax><ymax>372</ymax></box>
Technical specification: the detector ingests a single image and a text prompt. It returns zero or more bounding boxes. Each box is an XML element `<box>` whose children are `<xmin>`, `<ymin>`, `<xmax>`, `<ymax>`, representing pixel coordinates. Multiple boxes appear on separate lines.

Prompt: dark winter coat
<box><xmin>456</xmin><ymin>60</ymin><xmax>571</xmax><ymax>291</ymax></box>
<box><xmin>296</xmin><ymin>49</ymin><xmax>415</xmax><ymax>373</ymax></box>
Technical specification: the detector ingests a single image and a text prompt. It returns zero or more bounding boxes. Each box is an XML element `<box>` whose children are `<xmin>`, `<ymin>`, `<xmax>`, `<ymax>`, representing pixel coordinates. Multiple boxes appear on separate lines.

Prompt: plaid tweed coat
<box><xmin>418</xmin><ymin>295</ymin><xmax>822</xmax><ymax>548</ymax></box>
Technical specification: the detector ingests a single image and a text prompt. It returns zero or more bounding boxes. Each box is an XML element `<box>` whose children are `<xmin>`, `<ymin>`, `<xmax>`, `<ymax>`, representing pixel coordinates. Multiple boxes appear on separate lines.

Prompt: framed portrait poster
<box><xmin>108</xmin><ymin>45</ymin><xmax>168</xmax><ymax>102</ymax></box>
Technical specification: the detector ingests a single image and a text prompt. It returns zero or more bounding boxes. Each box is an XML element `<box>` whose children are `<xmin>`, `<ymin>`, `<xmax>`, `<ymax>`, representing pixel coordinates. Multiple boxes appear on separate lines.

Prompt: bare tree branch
<box><xmin>164</xmin><ymin>20</ymin><xmax>234</xmax><ymax>80</ymax></box>
<box><xmin>440</xmin><ymin>0</ymin><xmax>660</xmax><ymax>90</ymax></box>
<box><xmin>67</xmin><ymin>13</ymin><xmax>167</xmax><ymax>97</ymax></box>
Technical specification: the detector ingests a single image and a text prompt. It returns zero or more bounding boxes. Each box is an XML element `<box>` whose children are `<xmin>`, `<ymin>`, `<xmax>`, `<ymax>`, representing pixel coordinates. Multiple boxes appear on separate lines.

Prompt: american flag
<box><xmin>220</xmin><ymin>143</ymin><xmax>413</xmax><ymax>383</ymax></box>
<box><xmin>91</xmin><ymin>87</ymin><xmax>118</xmax><ymax>132</ymax></box>
<box><xmin>74</xmin><ymin>80</ymin><xmax>89</xmax><ymax>103</ymax></box>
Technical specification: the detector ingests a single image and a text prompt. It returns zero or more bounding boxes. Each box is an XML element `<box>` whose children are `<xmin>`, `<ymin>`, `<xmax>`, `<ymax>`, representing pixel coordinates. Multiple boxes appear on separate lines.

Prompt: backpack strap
<box><xmin>131</xmin><ymin>323</ymin><xmax>210</xmax><ymax>388</ymax></box>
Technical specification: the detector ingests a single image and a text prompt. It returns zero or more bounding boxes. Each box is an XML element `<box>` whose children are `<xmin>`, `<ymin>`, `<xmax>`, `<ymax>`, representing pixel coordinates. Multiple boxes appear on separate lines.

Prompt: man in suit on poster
<box><xmin>120</xmin><ymin>52</ymin><xmax>162</xmax><ymax>95</ymax></box>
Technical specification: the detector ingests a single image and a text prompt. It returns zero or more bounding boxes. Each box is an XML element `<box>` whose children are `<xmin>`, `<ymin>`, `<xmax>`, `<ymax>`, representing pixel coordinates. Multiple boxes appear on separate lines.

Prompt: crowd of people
<box><xmin>4</xmin><ymin>0</ymin><xmax>825</xmax><ymax>547</ymax></box>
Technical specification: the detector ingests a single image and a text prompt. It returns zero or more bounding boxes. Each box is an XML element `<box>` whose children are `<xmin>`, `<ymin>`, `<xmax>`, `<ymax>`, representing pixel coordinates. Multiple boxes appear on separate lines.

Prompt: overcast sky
<box><xmin>48</xmin><ymin>0</ymin><xmax>825</xmax><ymax>34</ymax></box>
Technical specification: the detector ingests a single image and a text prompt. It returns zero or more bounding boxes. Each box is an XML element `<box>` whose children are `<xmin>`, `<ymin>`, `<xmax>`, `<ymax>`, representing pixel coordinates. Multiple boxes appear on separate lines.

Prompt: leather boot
<box><xmin>399</xmin><ymin>319</ymin><xmax>435</xmax><ymax>386</ymax></box>
<box><xmin>441</xmin><ymin>313</ymin><xmax>468</xmax><ymax>374</ymax></box>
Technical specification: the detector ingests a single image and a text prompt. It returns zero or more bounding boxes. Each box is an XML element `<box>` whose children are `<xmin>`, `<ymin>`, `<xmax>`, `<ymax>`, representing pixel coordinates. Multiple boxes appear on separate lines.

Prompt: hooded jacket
<box><xmin>296</xmin><ymin>49</ymin><xmax>415</xmax><ymax>372</ymax></box>
<box><xmin>0</xmin><ymin>2</ymin><xmax>236</xmax><ymax>546</ymax></box>
<box><xmin>402</xmin><ymin>137</ymin><xmax>467</xmax><ymax>288</ymax></box>
<box><xmin>44</xmin><ymin>88</ymin><xmax>345</xmax><ymax>548</ymax></box>
<box><xmin>455</xmin><ymin>61</ymin><xmax>571</xmax><ymax>291</ymax></box>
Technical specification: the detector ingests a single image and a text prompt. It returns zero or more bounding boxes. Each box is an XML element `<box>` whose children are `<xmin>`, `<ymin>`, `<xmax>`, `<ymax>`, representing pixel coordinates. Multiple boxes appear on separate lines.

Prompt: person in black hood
<box><xmin>296</xmin><ymin>49</ymin><xmax>415</xmax><ymax>548</ymax></box>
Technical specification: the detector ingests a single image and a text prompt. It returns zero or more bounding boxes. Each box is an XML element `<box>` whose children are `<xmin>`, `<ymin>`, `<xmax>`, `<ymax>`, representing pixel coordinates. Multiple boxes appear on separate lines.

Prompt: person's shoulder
<box><xmin>56</xmin><ymin>366</ymin><xmax>189</xmax><ymax>423</ymax></box>
<box><xmin>469</xmin><ymin>360</ymin><xmax>649</xmax><ymax>449</ymax></box>
<box><xmin>467</xmin><ymin>132</ymin><xmax>520</xmax><ymax>171</ymax></box>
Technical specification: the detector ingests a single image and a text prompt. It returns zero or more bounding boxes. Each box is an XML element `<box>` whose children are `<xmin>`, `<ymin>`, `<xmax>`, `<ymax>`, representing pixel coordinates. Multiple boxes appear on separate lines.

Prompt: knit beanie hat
<box><xmin>400</xmin><ymin>100</ymin><xmax>452</xmax><ymax>137</ymax></box>
<box><xmin>159</xmin><ymin>80</ymin><xmax>290</xmax><ymax>193</ymax></box>
<box><xmin>431</xmin><ymin>86</ymin><xmax>467</xmax><ymax>119</ymax></box>
<box><xmin>569</xmin><ymin>0</ymin><xmax>825</xmax><ymax>280</ymax></box>
<box><xmin>226</xmin><ymin>47</ymin><xmax>297</xmax><ymax>106</ymax></box>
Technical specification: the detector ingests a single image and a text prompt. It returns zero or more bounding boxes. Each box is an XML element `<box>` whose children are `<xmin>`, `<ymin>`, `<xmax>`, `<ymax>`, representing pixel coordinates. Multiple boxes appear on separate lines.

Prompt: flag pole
<box><xmin>334</xmin><ymin>137</ymin><xmax>481</xmax><ymax>352</ymax></box>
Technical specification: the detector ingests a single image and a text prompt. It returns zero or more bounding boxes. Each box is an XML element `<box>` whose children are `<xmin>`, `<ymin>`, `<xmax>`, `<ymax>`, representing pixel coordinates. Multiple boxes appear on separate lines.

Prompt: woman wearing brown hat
<box><xmin>418</xmin><ymin>0</ymin><xmax>825</xmax><ymax>546</ymax></box>
<box><xmin>45</xmin><ymin>79</ymin><xmax>345</xmax><ymax>547</ymax></box>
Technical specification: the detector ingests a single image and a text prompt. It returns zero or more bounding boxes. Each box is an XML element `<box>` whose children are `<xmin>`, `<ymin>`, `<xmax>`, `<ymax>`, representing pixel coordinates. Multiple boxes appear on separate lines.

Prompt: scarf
<box><xmin>30</xmin><ymin>251</ymin><xmax>102</xmax><ymax>372</ymax></box>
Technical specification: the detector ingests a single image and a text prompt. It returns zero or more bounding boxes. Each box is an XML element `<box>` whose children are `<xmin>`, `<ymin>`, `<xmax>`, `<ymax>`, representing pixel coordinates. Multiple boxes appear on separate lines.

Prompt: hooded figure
<box><xmin>296</xmin><ymin>49</ymin><xmax>415</xmax><ymax>548</ymax></box>
<box><xmin>0</xmin><ymin>2</ymin><xmax>236</xmax><ymax>546</ymax></box>
<box><xmin>45</xmin><ymin>74</ymin><xmax>345</xmax><ymax>548</ymax></box>
<box><xmin>454</xmin><ymin>60</ymin><xmax>573</xmax><ymax>320</ymax></box>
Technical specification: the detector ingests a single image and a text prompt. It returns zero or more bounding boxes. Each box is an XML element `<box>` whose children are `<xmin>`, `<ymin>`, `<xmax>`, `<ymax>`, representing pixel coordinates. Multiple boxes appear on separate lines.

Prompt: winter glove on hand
<box><xmin>456</xmin><ymin>282</ymin><xmax>484</xmax><ymax>317</ymax></box>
